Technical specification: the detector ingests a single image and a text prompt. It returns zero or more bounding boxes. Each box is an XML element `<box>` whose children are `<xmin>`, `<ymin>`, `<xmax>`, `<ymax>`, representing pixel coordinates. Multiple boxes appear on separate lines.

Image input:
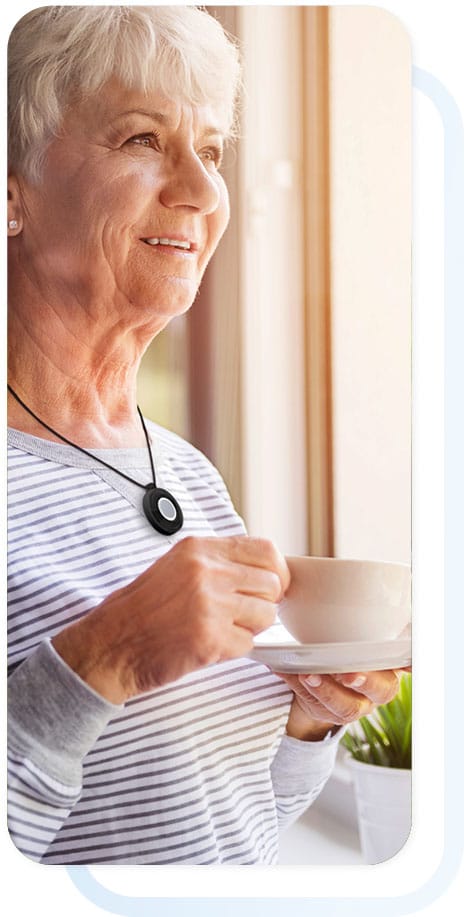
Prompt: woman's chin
<box><xmin>134</xmin><ymin>281</ymin><xmax>198</xmax><ymax>324</ymax></box>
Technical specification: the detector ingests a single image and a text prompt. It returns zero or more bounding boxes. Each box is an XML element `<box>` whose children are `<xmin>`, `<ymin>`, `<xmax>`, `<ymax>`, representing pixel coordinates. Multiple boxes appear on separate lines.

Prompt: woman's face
<box><xmin>13</xmin><ymin>80</ymin><xmax>230</xmax><ymax>331</ymax></box>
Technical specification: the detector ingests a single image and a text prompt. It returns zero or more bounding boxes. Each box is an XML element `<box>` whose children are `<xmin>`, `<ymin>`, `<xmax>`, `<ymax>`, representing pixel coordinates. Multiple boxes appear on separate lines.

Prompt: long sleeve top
<box><xmin>7</xmin><ymin>422</ymin><xmax>341</xmax><ymax>865</ymax></box>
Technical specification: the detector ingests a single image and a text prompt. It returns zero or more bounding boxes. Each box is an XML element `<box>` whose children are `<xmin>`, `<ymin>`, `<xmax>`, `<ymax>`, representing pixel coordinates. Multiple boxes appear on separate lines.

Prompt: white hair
<box><xmin>8</xmin><ymin>5</ymin><xmax>242</xmax><ymax>182</ymax></box>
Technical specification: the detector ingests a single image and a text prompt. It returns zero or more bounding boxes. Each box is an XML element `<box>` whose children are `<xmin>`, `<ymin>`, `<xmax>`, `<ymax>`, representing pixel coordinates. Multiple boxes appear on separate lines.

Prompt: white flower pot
<box><xmin>345</xmin><ymin>754</ymin><xmax>412</xmax><ymax>864</ymax></box>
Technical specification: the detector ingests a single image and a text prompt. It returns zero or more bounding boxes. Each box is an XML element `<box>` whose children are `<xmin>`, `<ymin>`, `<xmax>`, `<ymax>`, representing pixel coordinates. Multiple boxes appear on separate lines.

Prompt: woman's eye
<box><xmin>200</xmin><ymin>146</ymin><xmax>223</xmax><ymax>168</ymax></box>
<box><xmin>127</xmin><ymin>132</ymin><xmax>161</xmax><ymax>150</ymax></box>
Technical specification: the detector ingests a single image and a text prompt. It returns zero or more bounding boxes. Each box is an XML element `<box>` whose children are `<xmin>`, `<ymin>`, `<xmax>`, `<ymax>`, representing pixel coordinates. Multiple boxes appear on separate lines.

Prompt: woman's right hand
<box><xmin>52</xmin><ymin>535</ymin><xmax>289</xmax><ymax>704</ymax></box>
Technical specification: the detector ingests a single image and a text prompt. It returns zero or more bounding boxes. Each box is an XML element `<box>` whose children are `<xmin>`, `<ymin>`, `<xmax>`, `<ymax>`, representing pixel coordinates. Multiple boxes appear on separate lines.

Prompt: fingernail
<box><xmin>304</xmin><ymin>674</ymin><xmax>322</xmax><ymax>688</ymax></box>
<box><xmin>345</xmin><ymin>675</ymin><xmax>367</xmax><ymax>688</ymax></box>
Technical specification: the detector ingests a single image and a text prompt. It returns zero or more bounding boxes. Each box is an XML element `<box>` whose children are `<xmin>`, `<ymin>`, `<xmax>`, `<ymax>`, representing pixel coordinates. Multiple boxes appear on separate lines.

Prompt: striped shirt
<box><xmin>7</xmin><ymin>422</ymin><xmax>340</xmax><ymax>864</ymax></box>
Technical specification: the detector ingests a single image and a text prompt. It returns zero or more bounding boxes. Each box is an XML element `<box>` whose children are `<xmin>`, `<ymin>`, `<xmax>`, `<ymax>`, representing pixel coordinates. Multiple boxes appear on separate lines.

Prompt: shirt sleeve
<box><xmin>270</xmin><ymin>729</ymin><xmax>345</xmax><ymax>831</ymax></box>
<box><xmin>8</xmin><ymin>639</ymin><xmax>122</xmax><ymax>861</ymax></box>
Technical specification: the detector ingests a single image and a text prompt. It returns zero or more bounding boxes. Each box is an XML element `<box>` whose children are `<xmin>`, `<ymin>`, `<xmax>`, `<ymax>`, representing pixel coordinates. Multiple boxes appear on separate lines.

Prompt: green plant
<box><xmin>342</xmin><ymin>672</ymin><xmax>411</xmax><ymax>769</ymax></box>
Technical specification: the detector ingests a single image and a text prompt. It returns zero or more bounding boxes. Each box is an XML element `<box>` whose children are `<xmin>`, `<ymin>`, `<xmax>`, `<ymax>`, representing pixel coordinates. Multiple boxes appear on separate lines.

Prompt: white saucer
<box><xmin>249</xmin><ymin>622</ymin><xmax>411</xmax><ymax>674</ymax></box>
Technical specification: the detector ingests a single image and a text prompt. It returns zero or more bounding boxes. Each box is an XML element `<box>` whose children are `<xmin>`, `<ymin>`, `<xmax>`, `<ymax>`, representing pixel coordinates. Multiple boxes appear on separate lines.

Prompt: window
<box><xmin>139</xmin><ymin>6</ymin><xmax>411</xmax><ymax>564</ymax></box>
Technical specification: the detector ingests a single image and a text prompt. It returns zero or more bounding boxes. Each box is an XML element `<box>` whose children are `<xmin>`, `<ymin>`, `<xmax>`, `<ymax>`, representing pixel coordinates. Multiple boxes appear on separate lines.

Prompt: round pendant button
<box><xmin>157</xmin><ymin>496</ymin><xmax>177</xmax><ymax>521</ymax></box>
<box><xmin>143</xmin><ymin>486</ymin><xmax>183</xmax><ymax>535</ymax></box>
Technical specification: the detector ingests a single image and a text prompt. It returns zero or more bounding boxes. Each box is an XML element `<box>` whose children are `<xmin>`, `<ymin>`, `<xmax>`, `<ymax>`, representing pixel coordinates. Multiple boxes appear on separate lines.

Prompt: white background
<box><xmin>2</xmin><ymin>1</ymin><xmax>462</xmax><ymax>915</ymax></box>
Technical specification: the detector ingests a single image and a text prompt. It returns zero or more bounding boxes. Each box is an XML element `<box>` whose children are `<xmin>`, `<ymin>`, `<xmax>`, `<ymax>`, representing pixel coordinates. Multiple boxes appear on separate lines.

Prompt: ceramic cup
<box><xmin>278</xmin><ymin>556</ymin><xmax>411</xmax><ymax>644</ymax></box>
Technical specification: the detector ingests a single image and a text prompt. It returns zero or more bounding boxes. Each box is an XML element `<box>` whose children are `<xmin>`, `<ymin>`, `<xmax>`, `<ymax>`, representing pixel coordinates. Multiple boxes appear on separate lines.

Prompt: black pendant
<box><xmin>143</xmin><ymin>485</ymin><xmax>184</xmax><ymax>535</ymax></box>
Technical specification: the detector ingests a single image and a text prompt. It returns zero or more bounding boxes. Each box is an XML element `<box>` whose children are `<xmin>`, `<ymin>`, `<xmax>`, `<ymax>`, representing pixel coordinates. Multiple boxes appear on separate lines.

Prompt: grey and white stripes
<box><xmin>8</xmin><ymin>422</ymin><xmax>340</xmax><ymax>864</ymax></box>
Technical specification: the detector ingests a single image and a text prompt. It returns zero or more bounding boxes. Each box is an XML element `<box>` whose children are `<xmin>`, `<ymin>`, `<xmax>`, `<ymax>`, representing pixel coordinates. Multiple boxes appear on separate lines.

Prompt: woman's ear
<box><xmin>8</xmin><ymin>174</ymin><xmax>22</xmax><ymax>235</ymax></box>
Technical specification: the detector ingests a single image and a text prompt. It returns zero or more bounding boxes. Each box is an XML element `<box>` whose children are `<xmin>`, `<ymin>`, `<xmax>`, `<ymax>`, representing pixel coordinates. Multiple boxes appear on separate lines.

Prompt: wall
<box><xmin>329</xmin><ymin>8</ymin><xmax>411</xmax><ymax>562</ymax></box>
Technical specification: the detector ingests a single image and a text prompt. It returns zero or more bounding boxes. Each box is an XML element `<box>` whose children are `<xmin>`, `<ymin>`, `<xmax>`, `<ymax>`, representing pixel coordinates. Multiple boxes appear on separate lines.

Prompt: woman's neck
<box><xmin>8</xmin><ymin>304</ymin><xmax>154</xmax><ymax>449</ymax></box>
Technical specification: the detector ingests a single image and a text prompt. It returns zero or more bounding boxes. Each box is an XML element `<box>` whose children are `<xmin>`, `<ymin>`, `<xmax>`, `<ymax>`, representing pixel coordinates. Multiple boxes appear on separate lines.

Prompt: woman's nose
<box><xmin>159</xmin><ymin>154</ymin><xmax>220</xmax><ymax>214</ymax></box>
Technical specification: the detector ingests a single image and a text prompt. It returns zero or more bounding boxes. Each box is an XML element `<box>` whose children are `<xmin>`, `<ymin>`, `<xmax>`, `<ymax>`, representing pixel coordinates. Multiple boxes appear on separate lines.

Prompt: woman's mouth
<box><xmin>142</xmin><ymin>236</ymin><xmax>197</xmax><ymax>252</ymax></box>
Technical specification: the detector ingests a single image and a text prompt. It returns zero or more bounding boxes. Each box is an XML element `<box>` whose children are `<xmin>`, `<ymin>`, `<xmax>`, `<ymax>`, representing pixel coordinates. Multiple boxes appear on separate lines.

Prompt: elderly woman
<box><xmin>7</xmin><ymin>6</ymin><xmax>400</xmax><ymax>865</ymax></box>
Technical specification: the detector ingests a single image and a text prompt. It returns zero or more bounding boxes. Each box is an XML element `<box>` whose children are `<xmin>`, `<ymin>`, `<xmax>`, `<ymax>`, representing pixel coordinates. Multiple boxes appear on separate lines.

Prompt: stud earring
<box><xmin>8</xmin><ymin>220</ymin><xmax>18</xmax><ymax>230</ymax></box>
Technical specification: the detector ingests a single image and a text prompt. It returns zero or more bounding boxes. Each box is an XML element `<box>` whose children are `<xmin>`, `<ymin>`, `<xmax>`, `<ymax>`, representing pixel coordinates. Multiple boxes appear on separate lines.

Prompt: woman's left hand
<box><xmin>277</xmin><ymin>669</ymin><xmax>402</xmax><ymax>741</ymax></box>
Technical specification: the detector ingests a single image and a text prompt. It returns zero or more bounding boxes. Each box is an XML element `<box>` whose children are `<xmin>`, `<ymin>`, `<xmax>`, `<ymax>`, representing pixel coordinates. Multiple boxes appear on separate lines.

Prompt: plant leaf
<box><xmin>342</xmin><ymin>673</ymin><xmax>412</xmax><ymax>769</ymax></box>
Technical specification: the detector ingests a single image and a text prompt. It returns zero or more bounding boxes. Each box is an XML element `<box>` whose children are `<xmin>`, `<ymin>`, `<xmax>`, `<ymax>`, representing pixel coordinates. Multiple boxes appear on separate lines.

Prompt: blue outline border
<box><xmin>65</xmin><ymin>66</ymin><xmax>464</xmax><ymax>915</ymax></box>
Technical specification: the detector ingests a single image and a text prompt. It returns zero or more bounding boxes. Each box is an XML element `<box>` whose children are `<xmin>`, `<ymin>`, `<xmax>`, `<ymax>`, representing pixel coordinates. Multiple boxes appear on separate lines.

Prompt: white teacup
<box><xmin>278</xmin><ymin>556</ymin><xmax>411</xmax><ymax>644</ymax></box>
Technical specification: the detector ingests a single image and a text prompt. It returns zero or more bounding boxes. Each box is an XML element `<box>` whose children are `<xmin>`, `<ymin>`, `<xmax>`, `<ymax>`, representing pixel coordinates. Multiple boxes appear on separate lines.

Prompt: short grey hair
<box><xmin>8</xmin><ymin>5</ymin><xmax>242</xmax><ymax>182</ymax></box>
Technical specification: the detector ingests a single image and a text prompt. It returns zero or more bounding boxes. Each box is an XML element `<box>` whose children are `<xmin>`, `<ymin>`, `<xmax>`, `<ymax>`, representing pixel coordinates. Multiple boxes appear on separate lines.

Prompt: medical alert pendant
<box><xmin>143</xmin><ymin>485</ymin><xmax>184</xmax><ymax>535</ymax></box>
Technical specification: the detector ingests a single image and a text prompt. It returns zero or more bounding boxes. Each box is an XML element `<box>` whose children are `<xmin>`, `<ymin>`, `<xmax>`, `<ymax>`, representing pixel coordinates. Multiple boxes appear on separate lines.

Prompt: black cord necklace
<box><xmin>7</xmin><ymin>384</ymin><xmax>184</xmax><ymax>536</ymax></box>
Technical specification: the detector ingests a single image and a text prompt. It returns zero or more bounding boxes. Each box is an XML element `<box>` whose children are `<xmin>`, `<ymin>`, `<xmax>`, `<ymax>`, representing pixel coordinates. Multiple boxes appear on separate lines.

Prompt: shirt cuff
<box><xmin>8</xmin><ymin>638</ymin><xmax>123</xmax><ymax>786</ymax></box>
<box><xmin>271</xmin><ymin>727</ymin><xmax>345</xmax><ymax>794</ymax></box>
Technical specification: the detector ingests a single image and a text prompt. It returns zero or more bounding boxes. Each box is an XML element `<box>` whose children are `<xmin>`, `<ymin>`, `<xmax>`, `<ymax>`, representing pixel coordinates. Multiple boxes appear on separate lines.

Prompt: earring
<box><xmin>8</xmin><ymin>219</ymin><xmax>18</xmax><ymax>230</ymax></box>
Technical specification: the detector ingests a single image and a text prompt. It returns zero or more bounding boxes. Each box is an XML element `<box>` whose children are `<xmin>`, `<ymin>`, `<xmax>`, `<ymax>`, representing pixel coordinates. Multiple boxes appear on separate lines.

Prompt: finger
<box><xmin>295</xmin><ymin>694</ymin><xmax>347</xmax><ymax>725</ymax></box>
<box><xmin>232</xmin><ymin>563</ymin><xmax>283</xmax><ymax>602</ymax></box>
<box><xmin>218</xmin><ymin>624</ymin><xmax>256</xmax><ymax>662</ymax></box>
<box><xmin>333</xmin><ymin>669</ymin><xmax>400</xmax><ymax>705</ymax></box>
<box><xmin>275</xmin><ymin>673</ymin><xmax>350</xmax><ymax>725</ymax></box>
<box><xmin>219</xmin><ymin>536</ymin><xmax>291</xmax><ymax>598</ymax></box>
<box><xmin>297</xmin><ymin>674</ymin><xmax>375</xmax><ymax>723</ymax></box>
<box><xmin>274</xmin><ymin>672</ymin><xmax>302</xmax><ymax>691</ymax></box>
<box><xmin>231</xmin><ymin>593</ymin><xmax>278</xmax><ymax>635</ymax></box>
